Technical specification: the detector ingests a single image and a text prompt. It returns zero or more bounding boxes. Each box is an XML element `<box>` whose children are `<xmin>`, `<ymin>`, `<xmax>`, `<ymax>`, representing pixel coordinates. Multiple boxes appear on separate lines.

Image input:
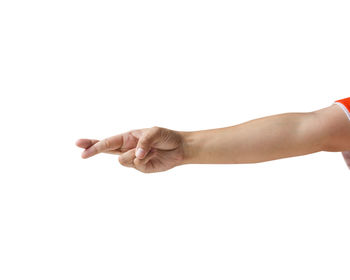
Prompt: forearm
<box><xmin>179</xmin><ymin>112</ymin><xmax>324</xmax><ymax>165</ymax></box>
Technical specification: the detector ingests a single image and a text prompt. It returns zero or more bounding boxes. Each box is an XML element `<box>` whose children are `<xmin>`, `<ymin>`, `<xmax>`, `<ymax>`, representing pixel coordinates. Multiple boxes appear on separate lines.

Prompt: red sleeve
<box><xmin>334</xmin><ymin>97</ymin><xmax>350</xmax><ymax>121</ymax></box>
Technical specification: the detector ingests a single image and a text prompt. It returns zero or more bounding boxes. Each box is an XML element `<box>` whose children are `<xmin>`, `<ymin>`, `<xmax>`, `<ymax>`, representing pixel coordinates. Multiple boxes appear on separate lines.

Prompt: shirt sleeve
<box><xmin>334</xmin><ymin>97</ymin><xmax>350</xmax><ymax>121</ymax></box>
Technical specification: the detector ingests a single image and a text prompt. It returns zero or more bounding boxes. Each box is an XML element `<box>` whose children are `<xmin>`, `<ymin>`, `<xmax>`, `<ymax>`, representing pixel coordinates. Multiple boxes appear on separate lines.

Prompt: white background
<box><xmin>0</xmin><ymin>0</ymin><xmax>349</xmax><ymax>279</ymax></box>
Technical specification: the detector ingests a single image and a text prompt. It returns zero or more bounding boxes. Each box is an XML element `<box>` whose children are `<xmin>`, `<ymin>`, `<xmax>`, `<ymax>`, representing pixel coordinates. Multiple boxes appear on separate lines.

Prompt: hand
<box><xmin>76</xmin><ymin>126</ymin><xmax>186</xmax><ymax>173</ymax></box>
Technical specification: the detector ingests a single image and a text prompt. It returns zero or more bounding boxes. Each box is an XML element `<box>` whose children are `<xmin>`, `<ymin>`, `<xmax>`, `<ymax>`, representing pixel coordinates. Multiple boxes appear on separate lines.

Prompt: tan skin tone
<box><xmin>76</xmin><ymin>104</ymin><xmax>350</xmax><ymax>173</ymax></box>
<box><xmin>76</xmin><ymin>127</ymin><xmax>185</xmax><ymax>173</ymax></box>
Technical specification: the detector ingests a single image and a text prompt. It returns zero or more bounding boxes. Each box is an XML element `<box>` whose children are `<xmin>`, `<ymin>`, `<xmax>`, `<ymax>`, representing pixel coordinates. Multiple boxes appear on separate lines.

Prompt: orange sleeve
<box><xmin>334</xmin><ymin>97</ymin><xmax>350</xmax><ymax>121</ymax></box>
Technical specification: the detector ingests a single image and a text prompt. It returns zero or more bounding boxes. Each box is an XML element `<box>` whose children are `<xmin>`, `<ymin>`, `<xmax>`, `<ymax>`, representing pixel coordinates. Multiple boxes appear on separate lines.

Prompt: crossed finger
<box><xmin>76</xmin><ymin>135</ymin><xmax>124</xmax><ymax>159</ymax></box>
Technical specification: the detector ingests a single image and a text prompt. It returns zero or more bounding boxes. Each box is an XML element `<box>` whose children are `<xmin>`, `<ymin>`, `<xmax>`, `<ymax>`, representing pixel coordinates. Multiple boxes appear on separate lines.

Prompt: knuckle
<box><xmin>141</xmin><ymin>127</ymin><xmax>161</xmax><ymax>145</ymax></box>
<box><xmin>151</xmin><ymin>126</ymin><xmax>161</xmax><ymax>135</ymax></box>
<box><xmin>118</xmin><ymin>156</ymin><xmax>126</xmax><ymax>165</ymax></box>
<box><xmin>154</xmin><ymin>126</ymin><xmax>162</xmax><ymax>134</ymax></box>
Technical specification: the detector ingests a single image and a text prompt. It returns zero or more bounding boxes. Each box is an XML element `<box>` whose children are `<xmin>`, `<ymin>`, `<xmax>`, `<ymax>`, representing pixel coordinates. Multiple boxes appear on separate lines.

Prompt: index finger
<box><xmin>81</xmin><ymin>134</ymin><xmax>124</xmax><ymax>159</ymax></box>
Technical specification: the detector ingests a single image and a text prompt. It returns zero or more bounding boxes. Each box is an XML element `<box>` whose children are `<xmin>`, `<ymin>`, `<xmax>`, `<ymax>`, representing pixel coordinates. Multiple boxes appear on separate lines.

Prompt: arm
<box><xmin>179</xmin><ymin>104</ymin><xmax>350</xmax><ymax>165</ymax></box>
<box><xmin>76</xmin><ymin>101</ymin><xmax>350</xmax><ymax>173</ymax></box>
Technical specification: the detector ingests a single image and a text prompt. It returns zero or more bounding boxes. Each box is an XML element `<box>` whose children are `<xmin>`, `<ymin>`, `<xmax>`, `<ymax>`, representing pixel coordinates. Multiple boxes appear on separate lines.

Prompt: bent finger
<box><xmin>118</xmin><ymin>148</ymin><xmax>136</xmax><ymax>168</ymax></box>
<box><xmin>133</xmin><ymin>150</ymin><xmax>156</xmax><ymax>173</ymax></box>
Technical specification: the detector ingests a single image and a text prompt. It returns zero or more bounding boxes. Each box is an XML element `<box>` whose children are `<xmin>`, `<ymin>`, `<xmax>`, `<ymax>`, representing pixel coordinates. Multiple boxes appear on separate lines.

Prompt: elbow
<box><xmin>312</xmin><ymin>105</ymin><xmax>350</xmax><ymax>152</ymax></box>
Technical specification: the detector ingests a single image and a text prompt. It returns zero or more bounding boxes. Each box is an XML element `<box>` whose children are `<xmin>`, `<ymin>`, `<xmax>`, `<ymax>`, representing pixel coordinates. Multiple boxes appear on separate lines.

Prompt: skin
<box><xmin>76</xmin><ymin>127</ymin><xmax>185</xmax><ymax>173</ymax></box>
<box><xmin>76</xmin><ymin>104</ymin><xmax>350</xmax><ymax>173</ymax></box>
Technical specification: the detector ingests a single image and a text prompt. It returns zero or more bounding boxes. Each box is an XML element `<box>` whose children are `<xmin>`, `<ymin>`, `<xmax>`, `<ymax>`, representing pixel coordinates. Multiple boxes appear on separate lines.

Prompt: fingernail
<box><xmin>136</xmin><ymin>148</ymin><xmax>145</xmax><ymax>158</ymax></box>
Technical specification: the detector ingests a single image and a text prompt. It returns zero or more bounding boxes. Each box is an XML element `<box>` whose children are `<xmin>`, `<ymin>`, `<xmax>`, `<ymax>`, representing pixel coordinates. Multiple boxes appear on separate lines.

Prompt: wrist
<box><xmin>179</xmin><ymin>130</ymin><xmax>199</xmax><ymax>165</ymax></box>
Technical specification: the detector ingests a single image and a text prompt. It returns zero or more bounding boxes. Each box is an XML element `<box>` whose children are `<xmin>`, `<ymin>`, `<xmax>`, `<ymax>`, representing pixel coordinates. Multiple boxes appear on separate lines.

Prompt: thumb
<box><xmin>135</xmin><ymin>126</ymin><xmax>161</xmax><ymax>159</ymax></box>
